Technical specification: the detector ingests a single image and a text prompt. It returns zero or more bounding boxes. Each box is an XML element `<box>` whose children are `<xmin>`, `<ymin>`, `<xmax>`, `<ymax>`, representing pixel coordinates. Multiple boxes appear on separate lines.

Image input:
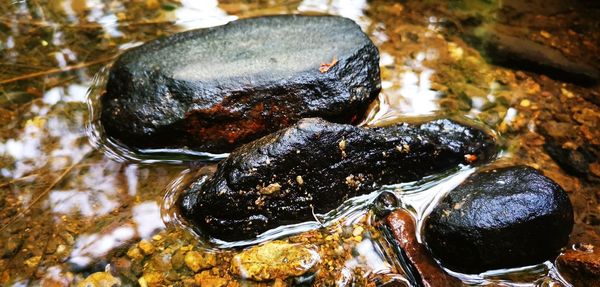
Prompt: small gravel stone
<box><xmin>185</xmin><ymin>251</ymin><xmax>217</xmax><ymax>272</ymax></box>
<box><xmin>138</xmin><ymin>240</ymin><xmax>155</xmax><ymax>255</ymax></box>
<box><xmin>77</xmin><ymin>272</ymin><xmax>120</xmax><ymax>287</ymax></box>
<box><xmin>126</xmin><ymin>246</ymin><xmax>144</xmax><ymax>261</ymax></box>
<box><xmin>231</xmin><ymin>241</ymin><xmax>319</xmax><ymax>281</ymax></box>
<box><xmin>194</xmin><ymin>271</ymin><xmax>228</xmax><ymax>287</ymax></box>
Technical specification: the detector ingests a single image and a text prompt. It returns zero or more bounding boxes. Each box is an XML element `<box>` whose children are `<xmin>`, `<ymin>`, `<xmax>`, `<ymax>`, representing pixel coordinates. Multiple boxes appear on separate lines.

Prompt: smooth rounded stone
<box><xmin>180</xmin><ymin>117</ymin><xmax>497</xmax><ymax>241</ymax></box>
<box><xmin>101</xmin><ymin>15</ymin><xmax>380</xmax><ymax>154</ymax></box>
<box><xmin>423</xmin><ymin>166</ymin><xmax>574</xmax><ymax>274</ymax></box>
<box><xmin>230</xmin><ymin>241</ymin><xmax>319</xmax><ymax>281</ymax></box>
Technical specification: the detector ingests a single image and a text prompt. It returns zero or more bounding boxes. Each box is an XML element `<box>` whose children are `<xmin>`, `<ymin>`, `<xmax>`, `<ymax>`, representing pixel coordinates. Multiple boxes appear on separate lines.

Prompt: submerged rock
<box><xmin>543</xmin><ymin>140</ymin><xmax>596</xmax><ymax>177</ymax></box>
<box><xmin>384</xmin><ymin>210</ymin><xmax>461</xmax><ymax>287</ymax></box>
<box><xmin>423</xmin><ymin>166</ymin><xmax>574</xmax><ymax>274</ymax></box>
<box><xmin>101</xmin><ymin>15</ymin><xmax>380</xmax><ymax>154</ymax></box>
<box><xmin>465</xmin><ymin>25</ymin><xmax>600</xmax><ymax>86</ymax></box>
<box><xmin>180</xmin><ymin>118</ymin><xmax>496</xmax><ymax>241</ymax></box>
<box><xmin>230</xmin><ymin>241</ymin><xmax>319</xmax><ymax>281</ymax></box>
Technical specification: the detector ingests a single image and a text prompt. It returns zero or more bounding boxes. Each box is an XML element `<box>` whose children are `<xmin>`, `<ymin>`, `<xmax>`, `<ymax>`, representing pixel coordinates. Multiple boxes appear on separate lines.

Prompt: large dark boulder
<box><xmin>180</xmin><ymin>118</ymin><xmax>497</xmax><ymax>241</ymax></box>
<box><xmin>423</xmin><ymin>166</ymin><xmax>574</xmax><ymax>274</ymax></box>
<box><xmin>101</xmin><ymin>15</ymin><xmax>380</xmax><ymax>154</ymax></box>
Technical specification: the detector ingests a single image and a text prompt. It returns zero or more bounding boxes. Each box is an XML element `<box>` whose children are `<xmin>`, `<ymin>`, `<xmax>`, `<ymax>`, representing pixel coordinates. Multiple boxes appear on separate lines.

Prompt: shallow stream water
<box><xmin>1</xmin><ymin>0</ymin><xmax>599</xmax><ymax>286</ymax></box>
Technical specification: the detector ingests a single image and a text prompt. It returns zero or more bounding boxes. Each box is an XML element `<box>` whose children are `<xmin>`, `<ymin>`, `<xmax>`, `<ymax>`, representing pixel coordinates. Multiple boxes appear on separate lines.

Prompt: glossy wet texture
<box><xmin>180</xmin><ymin>117</ymin><xmax>496</xmax><ymax>241</ymax></box>
<box><xmin>424</xmin><ymin>166</ymin><xmax>574</xmax><ymax>273</ymax></box>
<box><xmin>1</xmin><ymin>0</ymin><xmax>599</xmax><ymax>286</ymax></box>
<box><xmin>101</xmin><ymin>15</ymin><xmax>380</xmax><ymax>154</ymax></box>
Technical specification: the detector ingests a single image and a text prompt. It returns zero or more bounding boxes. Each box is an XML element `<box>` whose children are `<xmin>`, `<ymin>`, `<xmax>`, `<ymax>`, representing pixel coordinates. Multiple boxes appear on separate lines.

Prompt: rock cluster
<box><xmin>100</xmin><ymin>14</ymin><xmax>576</xmax><ymax>282</ymax></box>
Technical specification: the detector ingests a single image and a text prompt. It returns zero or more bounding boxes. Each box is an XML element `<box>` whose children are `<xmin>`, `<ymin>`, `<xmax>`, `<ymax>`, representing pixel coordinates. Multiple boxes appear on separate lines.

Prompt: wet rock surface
<box><xmin>230</xmin><ymin>241</ymin><xmax>319</xmax><ymax>281</ymax></box>
<box><xmin>101</xmin><ymin>15</ymin><xmax>380</xmax><ymax>154</ymax></box>
<box><xmin>180</xmin><ymin>117</ymin><xmax>496</xmax><ymax>241</ymax></box>
<box><xmin>556</xmin><ymin>243</ymin><xmax>600</xmax><ymax>286</ymax></box>
<box><xmin>384</xmin><ymin>210</ymin><xmax>461</xmax><ymax>287</ymax></box>
<box><xmin>424</xmin><ymin>166</ymin><xmax>574</xmax><ymax>274</ymax></box>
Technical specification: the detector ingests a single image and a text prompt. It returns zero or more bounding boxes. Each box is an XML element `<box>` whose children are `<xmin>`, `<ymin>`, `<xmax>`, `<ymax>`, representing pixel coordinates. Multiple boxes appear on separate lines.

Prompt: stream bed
<box><xmin>1</xmin><ymin>0</ymin><xmax>599</xmax><ymax>286</ymax></box>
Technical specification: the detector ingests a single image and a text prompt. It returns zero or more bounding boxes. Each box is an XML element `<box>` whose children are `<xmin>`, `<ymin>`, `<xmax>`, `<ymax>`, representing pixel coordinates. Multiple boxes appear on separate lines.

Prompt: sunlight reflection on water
<box><xmin>176</xmin><ymin>0</ymin><xmax>237</xmax><ymax>30</ymax></box>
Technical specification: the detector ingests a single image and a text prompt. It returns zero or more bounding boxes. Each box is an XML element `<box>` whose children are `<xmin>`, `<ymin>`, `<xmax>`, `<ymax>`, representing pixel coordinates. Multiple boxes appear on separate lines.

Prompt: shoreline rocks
<box><xmin>423</xmin><ymin>166</ymin><xmax>574</xmax><ymax>273</ymax></box>
<box><xmin>180</xmin><ymin>117</ymin><xmax>496</xmax><ymax>241</ymax></box>
<box><xmin>101</xmin><ymin>15</ymin><xmax>380</xmax><ymax>154</ymax></box>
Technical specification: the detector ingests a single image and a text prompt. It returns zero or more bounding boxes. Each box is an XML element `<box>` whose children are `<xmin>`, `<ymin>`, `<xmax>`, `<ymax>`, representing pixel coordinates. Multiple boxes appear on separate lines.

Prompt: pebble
<box><xmin>138</xmin><ymin>240</ymin><xmax>155</xmax><ymax>255</ymax></box>
<box><xmin>194</xmin><ymin>271</ymin><xmax>228</xmax><ymax>287</ymax></box>
<box><xmin>126</xmin><ymin>246</ymin><xmax>144</xmax><ymax>261</ymax></box>
<box><xmin>181</xmin><ymin>118</ymin><xmax>496</xmax><ymax>241</ymax></box>
<box><xmin>557</xmin><ymin>243</ymin><xmax>600</xmax><ymax>286</ymax></box>
<box><xmin>184</xmin><ymin>250</ymin><xmax>217</xmax><ymax>272</ymax></box>
<box><xmin>231</xmin><ymin>241</ymin><xmax>319</xmax><ymax>281</ymax></box>
<box><xmin>76</xmin><ymin>272</ymin><xmax>120</xmax><ymax>287</ymax></box>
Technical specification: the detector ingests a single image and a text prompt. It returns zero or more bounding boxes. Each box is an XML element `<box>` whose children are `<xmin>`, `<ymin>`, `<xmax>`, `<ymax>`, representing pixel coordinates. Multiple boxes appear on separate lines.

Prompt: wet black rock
<box><xmin>101</xmin><ymin>15</ymin><xmax>380</xmax><ymax>154</ymax></box>
<box><xmin>180</xmin><ymin>118</ymin><xmax>496</xmax><ymax>241</ymax></box>
<box><xmin>423</xmin><ymin>166</ymin><xmax>574</xmax><ymax>274</ymax></box>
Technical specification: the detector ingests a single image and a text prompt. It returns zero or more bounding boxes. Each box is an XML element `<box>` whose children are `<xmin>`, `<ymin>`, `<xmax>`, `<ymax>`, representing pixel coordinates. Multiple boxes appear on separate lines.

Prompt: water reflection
<box><xmin>344</xmin><ymin>239</ymin><xmax>395</xmax><ymax>275</ymax></box>
<box><xmin>68</xmin><ymin>199</ymin><xmax>166</xmax><ymax>267</ymax></box>
<box><xmin>49</xmin><ymin>161</ymin><xmax>120</xmax><ymax>217</ymax></box>
<box><xmin>0</xmin><ymin>85</ymin><xmax>90</xmax><ymax>180</ymax></box>
<box><xmin>69</xmin><ymin>224</ymin><xmax>136</xmax><ymax>267</ymax></box>
<box><xmin>133</xmin><ymin>201</ymin><xmax>165</xmax><ymax>238</ymax></box>
<box><xmin>175</xmin><ymin>0</ymin><xmax>236</xmax><ymax>30</ymax></box>
<box><xmin>368</xmin><ymin>51</ymin><xmax>441</xmax><ymax>123</ymax></box>
<box><xmin>298</xmin><ymin>0</ymin><xmax>369</xmax><ymax>28</ymax></box>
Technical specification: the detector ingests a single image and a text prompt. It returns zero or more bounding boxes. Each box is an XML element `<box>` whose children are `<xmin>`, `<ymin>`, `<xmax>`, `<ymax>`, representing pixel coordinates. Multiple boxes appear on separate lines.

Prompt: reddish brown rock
<box><xmin>557</xmin><ymin>244</ymin><xmax>600</xmax><ymax>286</ymax></box>
<box><xmin>385</xmin><ymin>210</ymin><xmax>462</xmax><ymax>287</ymax></box>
